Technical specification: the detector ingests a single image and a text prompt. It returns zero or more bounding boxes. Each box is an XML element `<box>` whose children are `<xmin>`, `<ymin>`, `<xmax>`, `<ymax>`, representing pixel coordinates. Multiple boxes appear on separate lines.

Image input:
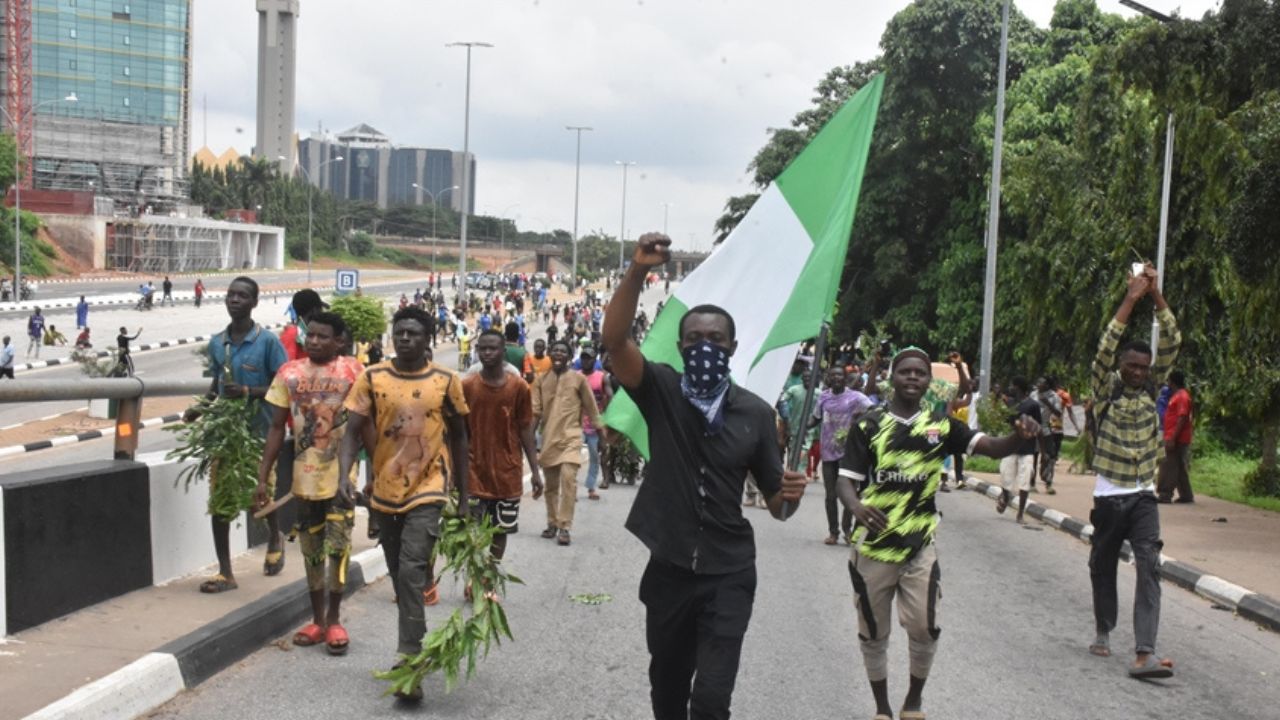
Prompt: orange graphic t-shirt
<box><xmin>344</xmin><ymin>361</ymin><xmax>469</xmax><ymax>514</ymax></box>
<box><xmin>264</xmin><ymin>355</ymin><xmax>365</xmax><ymax>500</ymax></box>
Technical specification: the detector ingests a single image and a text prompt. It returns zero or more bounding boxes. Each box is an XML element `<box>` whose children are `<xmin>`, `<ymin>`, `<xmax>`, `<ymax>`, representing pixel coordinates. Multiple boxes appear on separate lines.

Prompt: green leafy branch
<box><xmin>375</xmin><ymin>502</ymin><xmax>523</xmax><ymax>695</ymax></box>
<box><xmin>165</xmin><ymin>396</ymin><xmax>264</xmax><ymax>522</ymax></box>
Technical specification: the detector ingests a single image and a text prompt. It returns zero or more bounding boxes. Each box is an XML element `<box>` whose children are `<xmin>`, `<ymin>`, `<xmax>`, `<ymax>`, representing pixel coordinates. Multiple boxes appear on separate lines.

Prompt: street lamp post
<box><xmin>447</xmin><ymin>41</ymin><xmax>493</xmax><ymax>301</ymax></box>
<box><xmin>412</xmin><ymin>183</ymin><xmax>459</xmax><ymax>273</ymax></box>
<box><xmin>286</xmin><ymin>154</ymin><xmax>344</xmax><ymax>283</ymax></box>
<box><xmin>976</xmin><ymin>0</ymin><xmax>1010</xmax><ymax>401</ymax></box>
<box><xmin>491</xmin><ymin>202</ymin><xmax>520</xmax><ymax>253</ymax></box>
<box><xmin>662</xmin><ymin>202</ymin><xmax>674</xmax><ymax>235</ymax></box>
<box><xmin>566</xmin><ymin>125</ymin><xmax>592</xmax><ymax>290</ymax></box>
<box><xmin>3</xmin><ymin>93</ymin><xmax>77</xmax><ymax>302</ymax></box>
<box><xmin>615</xmin><ymin>161</ymin><xmax>636</xmax><ymax>273</ymax></box>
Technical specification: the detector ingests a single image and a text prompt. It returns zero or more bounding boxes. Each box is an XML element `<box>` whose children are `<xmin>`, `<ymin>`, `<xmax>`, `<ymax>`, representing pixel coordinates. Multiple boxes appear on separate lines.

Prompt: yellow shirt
<box><xmin>264</xmin><ymin>356</ymin><xmax>365</xmax><ymax>500</ymax></box>
<box><xmin>344</xmin><ymin>361</ymin><xmax>469</xmax><ymax>514</ymax></box>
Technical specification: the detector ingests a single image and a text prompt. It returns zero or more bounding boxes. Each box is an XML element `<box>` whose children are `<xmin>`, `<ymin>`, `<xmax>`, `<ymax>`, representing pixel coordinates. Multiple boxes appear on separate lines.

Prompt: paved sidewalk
<box><xmin>963</xmin><ymin>458</ymin><xmax>1280</xmax><ymax>614</ymax></box>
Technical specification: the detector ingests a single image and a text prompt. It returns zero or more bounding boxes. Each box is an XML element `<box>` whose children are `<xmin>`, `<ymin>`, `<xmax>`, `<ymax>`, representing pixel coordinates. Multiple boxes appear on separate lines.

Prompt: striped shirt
<box><xmin>839</xmin><ymin>407</ymin><xmax>984</xmax><ymax>563</ymax></box>
<box><xmin>1089</xmin><ymin>307</ymin><xmax>1180</xmax><ymax>490</ymax></box>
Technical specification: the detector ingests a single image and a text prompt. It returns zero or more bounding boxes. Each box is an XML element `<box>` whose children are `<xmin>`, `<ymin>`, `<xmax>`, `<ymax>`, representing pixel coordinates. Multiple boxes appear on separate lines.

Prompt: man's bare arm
<box><xmin>601</xmin><ymin>233</ymin><xmax>671</xmax><ymax>390</ymax></box>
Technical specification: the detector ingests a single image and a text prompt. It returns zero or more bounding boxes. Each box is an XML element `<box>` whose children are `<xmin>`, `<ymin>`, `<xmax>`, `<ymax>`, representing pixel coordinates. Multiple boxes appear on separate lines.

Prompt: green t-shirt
<box><xmin>504</xmin><ymin>344</ymin><xmax>527</xmax><ymax>372</ymax></box>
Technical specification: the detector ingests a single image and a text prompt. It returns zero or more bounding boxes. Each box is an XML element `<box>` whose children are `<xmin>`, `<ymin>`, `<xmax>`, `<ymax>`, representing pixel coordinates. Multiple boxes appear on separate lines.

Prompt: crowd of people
<box><xmin>0</xmin><ymin>240</ymin><xmax>1195</xmax><ymax>718</ymax></box>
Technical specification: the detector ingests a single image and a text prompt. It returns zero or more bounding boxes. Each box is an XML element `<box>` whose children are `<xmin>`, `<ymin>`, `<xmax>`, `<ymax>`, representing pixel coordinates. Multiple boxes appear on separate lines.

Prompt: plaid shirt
<box><xmin>1090</xmin><ymin>307</ymin><xmax>1180</xmax><ymax>488</ymax></box>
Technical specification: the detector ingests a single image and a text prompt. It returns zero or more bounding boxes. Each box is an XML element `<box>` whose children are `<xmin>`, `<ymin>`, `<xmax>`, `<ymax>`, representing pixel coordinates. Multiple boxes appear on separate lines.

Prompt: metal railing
<box><xmin>0</xmin><ymin>378</ymin><xmax>209</xmax><ymax>460</ymax></box>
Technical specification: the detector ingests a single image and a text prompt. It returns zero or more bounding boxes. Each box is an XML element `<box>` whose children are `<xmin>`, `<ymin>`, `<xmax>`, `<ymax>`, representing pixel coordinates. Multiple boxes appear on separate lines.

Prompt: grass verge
<box><xmin>961</xmin><ymin>439</ymin><xmax>1280</xmax><ymax>513</ymax></box>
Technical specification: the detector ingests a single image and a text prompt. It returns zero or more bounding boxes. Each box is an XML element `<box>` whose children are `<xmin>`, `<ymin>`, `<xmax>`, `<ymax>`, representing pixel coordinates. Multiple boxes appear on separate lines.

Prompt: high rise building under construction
<box><xmin>1</xmin><ymin>0</ymin><xmax>192</xmax><ymax>210</ymax></box>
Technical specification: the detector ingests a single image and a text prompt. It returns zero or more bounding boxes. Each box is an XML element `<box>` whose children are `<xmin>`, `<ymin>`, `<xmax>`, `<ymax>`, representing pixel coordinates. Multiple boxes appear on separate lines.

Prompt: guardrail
<box><xmin>0</xmin><ymin>378</ymin><xmax>208</xmax><ymax>460</ymax></box>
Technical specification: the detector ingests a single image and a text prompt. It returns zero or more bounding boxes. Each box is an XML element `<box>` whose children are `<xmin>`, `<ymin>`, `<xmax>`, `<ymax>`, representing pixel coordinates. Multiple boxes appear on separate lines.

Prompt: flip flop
<box><xmin>995</xmin><ymin>494</ymin><xmax>1008</xmax><ymax>514</ymax></box>
<box><xmin>293</xmin><ymin>622</ymin><xmax>325</xmax><ymax>647</ymax></box>
<box><xmin>325</xmin><ymin>623</ymin><xmax>350</xmax><ymax>656</ymax></box>
<box><xmin>198</xmin><ymin>574</ymin><xmax>238</xmax><ymax>593</ymax></box>
<box><xmin>900</xmin><ymin>710</ymin><xmax>927</xmax><ymax>720</ymax></box>
<box><xmin>1128</xmin><ymin>655</ymin><xmax>1174</xmax><ymax>679</ymax></box>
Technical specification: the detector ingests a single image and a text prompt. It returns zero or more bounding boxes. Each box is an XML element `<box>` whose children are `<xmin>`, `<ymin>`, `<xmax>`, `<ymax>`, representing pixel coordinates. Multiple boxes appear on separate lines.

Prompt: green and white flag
<box><xmin>604</xmin><ymin>74</ymin><xmax>884</xmax><ymax>457</ymax></box>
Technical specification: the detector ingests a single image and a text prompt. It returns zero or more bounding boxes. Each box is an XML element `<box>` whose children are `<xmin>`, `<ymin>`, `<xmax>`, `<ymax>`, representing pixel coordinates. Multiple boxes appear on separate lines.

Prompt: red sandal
<box><xmin>325</xmin><ymin>623</ymin><xmax>349</xmax><ymax>656</ymax></box>
<box><xmin>292</xmin><ymin>622</ymin><xmax>325</xmax><ymax>647</ymax></box>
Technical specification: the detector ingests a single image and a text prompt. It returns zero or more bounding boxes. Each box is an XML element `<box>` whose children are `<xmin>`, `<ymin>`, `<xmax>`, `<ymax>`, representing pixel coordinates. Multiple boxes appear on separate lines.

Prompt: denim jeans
<box><xmin>584</xmin><ymin>432</ymin><xmax>601</xmax><ymax>491</ymax></box>
<box><xmin>1089</xmin><ymin>492</ymin><xmax>1163</xmax><ymax>654</ymax></box>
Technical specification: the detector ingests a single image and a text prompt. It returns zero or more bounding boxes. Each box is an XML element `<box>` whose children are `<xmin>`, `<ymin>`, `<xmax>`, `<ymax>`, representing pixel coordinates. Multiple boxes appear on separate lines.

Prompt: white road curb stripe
<box><xmin>1195</xmin><ymin>575</ymin><xmax>1250</xmax><ymax>607</ymax></box>
<box><xmin>21</xmin><ymin>652</ymin><xmax>185</xmax><ymax>720</ymax></box>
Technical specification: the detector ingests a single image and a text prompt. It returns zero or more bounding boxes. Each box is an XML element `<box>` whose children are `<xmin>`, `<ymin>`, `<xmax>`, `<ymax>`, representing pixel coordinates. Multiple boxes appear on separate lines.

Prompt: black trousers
<box><xmin>1089</xmin><ymin>492</ymin><xmax>1163</xmax><ymax>653</ymax></box>
<box><xmin>822</xmin><ymin>460</ymin><xmax>853</xmax><ymax>538</ymax></box>
<box><xmin>639</xmin><ymin>557</ymin><xmax>757</xmax><ymax>720</ymax></box>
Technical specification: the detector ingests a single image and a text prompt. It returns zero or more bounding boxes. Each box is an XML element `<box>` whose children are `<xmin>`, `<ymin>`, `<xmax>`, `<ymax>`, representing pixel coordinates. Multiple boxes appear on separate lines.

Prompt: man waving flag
<box><xmin>604</xmin><ymin>74</ymin><xmax>884</xmax><ymax>456</ymax></box>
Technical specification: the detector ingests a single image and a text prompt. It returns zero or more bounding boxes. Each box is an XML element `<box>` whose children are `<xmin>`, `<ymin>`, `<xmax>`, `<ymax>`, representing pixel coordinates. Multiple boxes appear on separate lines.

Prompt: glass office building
<box><xmin>18</xmin><ymin>0</ymin><xmax>192</xmax><ymax>206</ymax></box>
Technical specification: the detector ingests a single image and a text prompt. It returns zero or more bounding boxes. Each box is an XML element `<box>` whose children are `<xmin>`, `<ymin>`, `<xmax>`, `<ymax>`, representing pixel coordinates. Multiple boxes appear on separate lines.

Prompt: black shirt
<box><xmin>1011</xmin><ymin>397</ymin><xmax>1042</xmax><ymax>455</ymax></box>
<box><xmin>625</xmin><ymin>360</ymin><xmax>783</xmax><ymax>575</ymax></box>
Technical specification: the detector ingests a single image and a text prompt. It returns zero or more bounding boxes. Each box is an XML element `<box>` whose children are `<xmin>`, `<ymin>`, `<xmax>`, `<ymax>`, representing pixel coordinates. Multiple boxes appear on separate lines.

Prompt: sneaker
<box><xmin>557</xmin><ymin>529</ymin><xmax>571</xmax><ymax>546</ymax></box>
<box><xmin>541</xmin><ymin>525</ymin><xmax>557</xmax><ymax>539</ymax></box>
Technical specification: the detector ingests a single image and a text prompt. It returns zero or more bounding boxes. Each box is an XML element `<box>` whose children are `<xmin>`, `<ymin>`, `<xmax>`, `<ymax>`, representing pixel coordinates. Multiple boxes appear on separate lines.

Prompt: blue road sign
<box><xmin>336</xmin><ymin>269</ymin><xmax>359</xmax><ymax>296</ymax></box>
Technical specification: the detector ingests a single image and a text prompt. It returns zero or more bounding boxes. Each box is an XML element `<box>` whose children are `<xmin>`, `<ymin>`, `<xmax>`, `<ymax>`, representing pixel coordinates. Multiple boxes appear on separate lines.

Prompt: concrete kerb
<box><xmin>0</xmin><ymin>413</ymin><xmax>184</xmax><ymax>458</ymax></box>
<box><xmin>10</xmin><ymin>323</ymin><xmax>289</xmax><ymax>374</ymax></box>
<box><xmin>19</xmin><ymin>547</ymin><xmax>388</xmax><ymax>720</ymax></box>
<box><xmin>2</xmin><ymin>285</ymin><xmax>339</xmax><ymax>316</ymax></box>
<box><xmin>964</xmin><ymin>478</ymin><xmax>1280</xmax><ymax>633</ymax></box>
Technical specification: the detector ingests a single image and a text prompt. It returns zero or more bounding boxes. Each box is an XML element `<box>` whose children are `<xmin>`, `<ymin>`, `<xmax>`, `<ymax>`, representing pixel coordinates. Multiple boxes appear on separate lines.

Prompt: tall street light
<box><xmin>1121</xmin><ymin>0</ymin><xmax>1176</xmax><ymax>351</ymax></box>
<box><xmin>566</xmin><ymin>125</ymin><xmax>592</xmax><ymax>289</ymax></box>
<box><xmin>447</xmin><ymin>40</ymin><xmax>493</xmax><ymax>299</ymax></box>
<box><xmin>977</xmin><ymin>0</ymin><xmax>1010</xmax><ymax>401</ymax></box>
<box><xmin>661</xmin><ymin>202</ymin><xmax>674</xmax><ymax>235</ymax></box>
<box><xmin>3</xmin><ymin>93</ymin><xmax>77</xmax><ymax>302</ymax></box>
<box><xmin>615</xmin><ymin>161</ymin><xmax>636</xmax><ymax>273</ymax></box>
<box><xmin>413</xmin><ymin>182</ymin><xmax>459</xmax><ymax>273</ymax></box>
<box><xmin>489</xmin><ymin>202</ymin><xmax>520</xmax><ymax>252</ymax></box>
<box><xmin>286</xmin><ymin>153</ymin><xmax>344</xmax><ymax>283</ymax></box>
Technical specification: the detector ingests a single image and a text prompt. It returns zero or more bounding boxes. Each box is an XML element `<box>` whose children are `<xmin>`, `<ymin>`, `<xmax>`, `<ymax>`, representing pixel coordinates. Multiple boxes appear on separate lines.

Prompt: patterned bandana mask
<box><xmin>680</xmin><ymin>340</ymin><xmax>732</xmax><ymax>433</ymax></box>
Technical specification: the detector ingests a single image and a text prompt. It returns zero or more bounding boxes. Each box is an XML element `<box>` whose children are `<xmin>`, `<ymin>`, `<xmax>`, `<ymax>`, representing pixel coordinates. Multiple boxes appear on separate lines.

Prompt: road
<box><xmin>144</xmin><ymin>474</ymin><xmax>1280</xmax><ymax>719</ymax></box>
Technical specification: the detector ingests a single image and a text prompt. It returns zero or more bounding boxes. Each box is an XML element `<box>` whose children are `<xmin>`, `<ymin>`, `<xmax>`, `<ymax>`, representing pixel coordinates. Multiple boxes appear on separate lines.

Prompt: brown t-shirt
<box><xmin>463</xmin><ymin>371</ymin><xmax>533</xmax><ymax>499</ymax></box>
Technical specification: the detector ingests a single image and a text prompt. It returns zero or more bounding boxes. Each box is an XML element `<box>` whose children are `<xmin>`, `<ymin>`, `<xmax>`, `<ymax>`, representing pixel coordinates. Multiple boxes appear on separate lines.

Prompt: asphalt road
<box><xmin>143</xmin><ymin>476</ymin><xmax>1280</xmax><ymax>720</ymax></box>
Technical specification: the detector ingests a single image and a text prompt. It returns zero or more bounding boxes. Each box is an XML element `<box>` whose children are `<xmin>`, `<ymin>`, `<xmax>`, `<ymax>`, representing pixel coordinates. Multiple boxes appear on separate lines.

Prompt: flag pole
<box><xmin>781</xmin><ymin>321</ymin><xmax>830</xmax><ymax>519</ymax></box>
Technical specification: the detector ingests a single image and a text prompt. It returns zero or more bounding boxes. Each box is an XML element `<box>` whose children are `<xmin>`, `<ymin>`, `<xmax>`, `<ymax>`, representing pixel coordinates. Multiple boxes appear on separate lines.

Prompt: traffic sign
<box><xmin>335</xmin><ymin>268</ymin><xmax>359</xmax><ymax>295</ymax></box>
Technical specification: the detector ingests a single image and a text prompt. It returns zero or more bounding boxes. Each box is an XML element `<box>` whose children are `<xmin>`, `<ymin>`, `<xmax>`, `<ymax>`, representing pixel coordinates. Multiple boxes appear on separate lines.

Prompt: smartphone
<box><xmin>1131</xmin><ymin>262</ymin><xmax>1145</xmax><ymax>277</ymax></box>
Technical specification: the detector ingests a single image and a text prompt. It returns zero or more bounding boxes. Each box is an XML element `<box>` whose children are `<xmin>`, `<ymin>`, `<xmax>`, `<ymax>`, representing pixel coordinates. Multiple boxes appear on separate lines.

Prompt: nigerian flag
<box><xmin>604</xmin><ymin>74</ymin><xmax>884</xmax><ymax>457</ymax></box>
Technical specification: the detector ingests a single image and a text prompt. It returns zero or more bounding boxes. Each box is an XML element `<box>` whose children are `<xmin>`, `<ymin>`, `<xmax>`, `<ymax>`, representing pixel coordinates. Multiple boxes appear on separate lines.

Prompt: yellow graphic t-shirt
<box><xmin>344</xmin><ymin>361</ymin><xmax>469</xmax><ymax>514</ymax></box>
<box><xmin>264</xmin><ymin>355</ymin><xmax>365</xmax><ymax>500</ymax></box>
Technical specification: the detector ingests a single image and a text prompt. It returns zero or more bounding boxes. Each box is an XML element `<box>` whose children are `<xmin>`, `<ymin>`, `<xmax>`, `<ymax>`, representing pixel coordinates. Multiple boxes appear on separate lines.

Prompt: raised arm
<box><xmin>601</xmin><ymin>233</ymin><xmax>670</xmax><ymax>390</ymax></box>
<box><xmin>1094</xmin><ymin>271</ymin><xmax>1151</xmax><ymax>399</ymax></box>
<box><xmin>1148</xmin><ymin>276</ymin><xmax>1180</xmax><ymax>384</ymax></box>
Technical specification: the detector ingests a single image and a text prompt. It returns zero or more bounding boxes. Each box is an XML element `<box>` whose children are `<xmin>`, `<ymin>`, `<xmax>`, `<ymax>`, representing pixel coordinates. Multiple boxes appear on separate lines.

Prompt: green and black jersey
<box><xmin>839</xmin><ymin>407</ymin><xmax>983</xmax><ymax>563</ymax></box>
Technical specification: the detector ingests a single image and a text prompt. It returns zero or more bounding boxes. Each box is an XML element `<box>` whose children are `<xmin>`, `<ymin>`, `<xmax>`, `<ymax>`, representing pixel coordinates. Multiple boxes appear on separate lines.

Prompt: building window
<box><xmin>123</xmin><ymin>97</ymin><xmax>130</xmax><ymax>107</ymax></box>
<box><xmin>69</xmin><ymin>28</ymin><xmax>77</xmax><ymax>39</ymax></box>
<box><xmin>123</xmin><ymin>66</ymin><xmax>130</xmax><ymax>76</ymax></box>
<box><xmin>123</xmin><ymin>35</ymin><xmax>131</xmax><ymax>46</ymax></box>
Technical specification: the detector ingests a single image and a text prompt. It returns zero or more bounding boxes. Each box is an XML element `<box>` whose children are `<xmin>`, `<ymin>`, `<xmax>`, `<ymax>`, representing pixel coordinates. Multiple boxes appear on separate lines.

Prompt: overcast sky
<box><xmin>192</xmin><ymin>0</ymin><xmax>1221</xmax><ymax>251</ymax></box>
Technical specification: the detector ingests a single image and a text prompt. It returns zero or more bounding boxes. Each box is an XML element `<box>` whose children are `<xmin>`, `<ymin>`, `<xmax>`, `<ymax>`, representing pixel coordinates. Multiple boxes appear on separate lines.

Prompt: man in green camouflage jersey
<box><xmin>836</xmin><ymin>347</ymin><xmax>1038</xmax><ymax>720</ymax></box>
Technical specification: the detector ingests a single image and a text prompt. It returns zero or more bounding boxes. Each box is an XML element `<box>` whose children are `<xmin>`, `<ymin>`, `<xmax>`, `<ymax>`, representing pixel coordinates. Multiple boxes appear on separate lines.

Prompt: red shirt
<box><xmin>1163</xmin><ymin>388</ymin><xmax>1193</xmax><ymax>445</ymax></box>
<box><xmin>279</xmin><ymin>324</ymin><xmax>304</xmax><ymax>362</ymax></box>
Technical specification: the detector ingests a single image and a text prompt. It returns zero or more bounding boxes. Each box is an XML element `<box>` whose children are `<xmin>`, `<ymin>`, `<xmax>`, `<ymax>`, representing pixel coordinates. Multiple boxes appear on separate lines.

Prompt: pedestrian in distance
<box><xmin>1033</xmin><ymin>375</ymin><xmax>1066</xmax><ymax>494</ymax></box>
<box><xmin>162</xmin><ymin>275</ymin><xmax>174</xmax><ymax>306</ymax></box>
<box><xmin>75</xmin><ymin>295</ymin><xmax>89</xmax><ymax>329</ymax></box>
<box><xmin>837</xmin><ymin>346</ymin><xmax>1040</xmax><ymax>720</ymax></box>
<box><xmin>580</xmin><ymin>345</ymin><xmax>611</xmax><ymax>500</ymax></box>
<box><xmin>256</xmin><ymin>312</ymin><xmax>364</xmax><ymax>655</ymax></box>
<box><xmin>183</xmin><ymin>277</ymin><xmax>289</xmax><ymax>592</ymax></box>
<box><xmin>43</xmin><ymin>324</ymin><xmax>67</xmax><ymax>347</ymax></box>
<box><xmin>996</xmin><ymin>376</ymin><xmax>1042</xmax><ymax>523</ymax></box>
<box><xmin>463</xmin><ymin>330</ymin><xmax>544</xmax><ymax>573</ymax></box>
<box><xmin>602</xmin><ymin>232</ymin><xmax>807</xmax><ymax>720</ymax></box>
<box><xmin>0</xmin><ymin>336</ymin><xmax>15</xmax><ymax>379</ymax></box>
<box><xmin>809</xmin><ymin>365</ymin><xmax>873</xmax><ymax>544</ymax></box>
<box><xmin>338</xmin><ymin>306</ymin><xmax>470</xmax><ymax>701</ymax></box>
<box><xmin>26</xmin><ymin>306</ymin><xmax>45</xmax><ymax>358</ymax></box>
<box><xmin>193</xmin><ymin>278</ymin><xmax>205</xmax><ymax>308</ymax></box>
<box><xmin>1156</xmin><ymin>370</ymin><xmax>1194</xmax><ymax>504</ymax></box>
<box><xmin>532</xmin><ymin>338</ymin><xmax>604</xmax><ymax>546</ymax></box>
<box><xmin>1085</xmin><ymin>265</ymin><xmax>1181</xmax><ymax>680</ymax></box>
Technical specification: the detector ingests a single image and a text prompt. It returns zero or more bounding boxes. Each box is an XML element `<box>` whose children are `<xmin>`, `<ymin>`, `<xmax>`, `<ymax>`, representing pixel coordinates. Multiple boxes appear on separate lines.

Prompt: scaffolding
<box><xmin>33</xmin><ymin>112</ymin><xmax>190</xmax><ymax>210</ymax></box>
<box><xmin>106</xmin><ymin>219</ymin><xmax>228</xmax><ymax>274</ymax></box>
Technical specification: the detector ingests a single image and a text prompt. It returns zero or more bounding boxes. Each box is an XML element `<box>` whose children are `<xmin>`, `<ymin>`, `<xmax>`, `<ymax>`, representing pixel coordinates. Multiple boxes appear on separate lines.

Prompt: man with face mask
<box><xmin>602</xmin><ymin>233</ymin><xmax>807</xmax><ymax>720</ymax></box>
